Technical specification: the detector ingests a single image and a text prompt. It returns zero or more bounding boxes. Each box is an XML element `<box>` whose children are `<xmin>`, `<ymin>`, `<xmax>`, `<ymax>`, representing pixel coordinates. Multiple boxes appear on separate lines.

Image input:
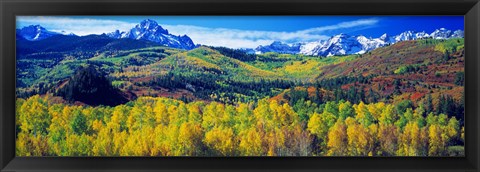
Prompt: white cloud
<box><xmin>299</xmin><ymin>18</ymin><xmax>379</xmax><ymax>34</ymax></box>
<box><xmin>16</xmin><ymin>16</ymin><xmax>379</xmax><ymax>49</ymax></box>
<box><xmin>163</xmin><ymin>18</ymin><xmax>378</xmax><ymax>48</ymax></box>
<box><xmin>161</xmin><ymin>25</ymin><xmax>329</xmax><ymax>49</ymax></box>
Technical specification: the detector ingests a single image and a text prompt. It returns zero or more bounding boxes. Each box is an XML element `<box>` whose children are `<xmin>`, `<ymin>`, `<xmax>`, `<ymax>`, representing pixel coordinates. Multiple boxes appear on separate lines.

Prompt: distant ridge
<box><xmin>16</xmin><ymin>22</ymin><xmax>463</xmax><ymax>56</ymax></box>
<box><xmin>254</xmin><ymin>28</ymin><xmax>464</xmax><ymax>56</ymax></box>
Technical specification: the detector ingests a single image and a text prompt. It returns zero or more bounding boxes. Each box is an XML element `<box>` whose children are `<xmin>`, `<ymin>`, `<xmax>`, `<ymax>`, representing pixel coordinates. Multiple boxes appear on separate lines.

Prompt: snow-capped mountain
<box><xmin>106</xmin><ymin>19</ymin><xmax>196</xmax><ymax>50</ymax></box>
<box><xmin>256</xmin><ymin>33</ymin><xmax>389</xmax><ymax>57</ymax></box>
<box><xmin>314</xmin><ymin>33</ymin><xmax>364</xmax><ymax>56</ymax></box>
<box><xmin>16</xmin><ymin>25</ymin><xmax>77</xmax><ymax>41</ymax></box>
<box><xmin>16</xmin><ymin>25</ymin><xmax>60</xmax><ymax>41</ymax></box>
<box><xmin>451</xmin><ymin>30</ymin><xmax>464</xmax><ymax>38</ymax></box>
<box><xmin>429</xmin><ymin>28</ymin><xmax>452</xmax><ymax>39</ymax></box>
<box><xmin>356</xmin><ymin>35</ymin><xmax>390</xmax><ymax>54</ymax></box>
<box><xmin>16</xmin><ymin>22</ymin><xmax>463</xmax><ymax>56</ymax></box>
<box><xmin>299</xmin><ymin>41</ymin><xmax>324</xmax><ymax>55</ymax></box>
<box><xmin>254</xmin><ymin>28</ymin><xmax>464</xmax><ymax>57</ymax></box>
<box><xmin>392</xmin><ymin>31</ymin><xmax>425</xmax><ymax>42</ymax></box>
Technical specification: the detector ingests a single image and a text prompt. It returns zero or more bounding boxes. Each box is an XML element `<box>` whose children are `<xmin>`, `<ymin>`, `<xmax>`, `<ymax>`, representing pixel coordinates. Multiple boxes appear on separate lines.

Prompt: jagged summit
<box><xmin>106</xmin><ymin>19</ymin><xmax>195</xmax><ymax>50</ymax></box>
<box><xmin>255</xmin><ymin>28</ymin><xmax>464</xmax><ymax>56</ymax></box>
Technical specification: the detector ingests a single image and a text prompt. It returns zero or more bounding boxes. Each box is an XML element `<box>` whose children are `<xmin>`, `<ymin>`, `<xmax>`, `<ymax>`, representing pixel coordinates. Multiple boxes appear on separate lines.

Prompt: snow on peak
<box><xmin>106</xmin><ymin>19</ymin><xmax>195</xmax><ymax>50</ymax></box>
<box><xmin>16</xmin><ymin>25</ymin><xmax>59</xmax><ymax>41</ymax></box>
<box><xmin>254</xmin><ymin>28</ymin><xmax>463</xmax><ymax>57</ymax></box>
<box><xmin>451</xmin><ymin>30</ymin><xmax>464</xmax><ymax>38</ymax></box>
<box><xmin>379</xmin><ymin>33</ymin><xmax>388</xmax><ymax>41</ymax></box>
<box><xmin>430</xmin><ymin>28</ymin><xmax>452</xmax><ymax>39</ymax></box>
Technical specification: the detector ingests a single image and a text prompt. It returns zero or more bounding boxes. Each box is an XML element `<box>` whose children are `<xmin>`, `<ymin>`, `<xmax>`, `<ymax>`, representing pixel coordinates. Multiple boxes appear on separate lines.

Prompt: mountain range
<box><xmin>253</xmin><ymin>28</ymin><xmax>464</xmax><ymax>56</ymax></box>
<box><xmin>16</xmin><ymin>19</ymin><xmax>464</xmax><ymax>56</ymax></box>
<box><xmin>16</xmin><ymin>19</ymin><xmax>196</xmax><ymax>50</ymax></box>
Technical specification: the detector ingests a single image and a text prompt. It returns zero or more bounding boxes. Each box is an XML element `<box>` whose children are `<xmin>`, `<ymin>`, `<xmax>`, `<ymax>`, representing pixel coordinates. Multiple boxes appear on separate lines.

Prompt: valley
<box><xmin>15</xmin><ymin>18</ymin><xmax>465</xmax><ymax>156</ymax></box>
<box><xmin>16</xmin><ymin>35</ymin><xmax>465</xmax><ymax>111</ymax></box>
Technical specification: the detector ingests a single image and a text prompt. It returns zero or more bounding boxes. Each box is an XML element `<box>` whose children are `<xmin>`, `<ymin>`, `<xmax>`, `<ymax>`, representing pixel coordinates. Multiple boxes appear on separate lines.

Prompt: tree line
<box><xmin>16</xmin><ymin>95</ymin><xmax>463</xmax><ymax>156</ymax></box>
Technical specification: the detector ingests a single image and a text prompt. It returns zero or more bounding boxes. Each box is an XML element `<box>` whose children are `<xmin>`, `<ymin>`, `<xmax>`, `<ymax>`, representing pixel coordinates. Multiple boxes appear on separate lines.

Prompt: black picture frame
<box><xmin>1</xmin><ymin>0</ymin><xmax>479</xmax><ymax>171</ymax></box>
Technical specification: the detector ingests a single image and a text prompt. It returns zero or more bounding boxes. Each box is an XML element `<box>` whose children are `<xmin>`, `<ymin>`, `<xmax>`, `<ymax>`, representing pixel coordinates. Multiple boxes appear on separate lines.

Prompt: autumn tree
<box><xmin>326</xmin><ymin>119</ymin><xmax>348</xmax><ymax>156</ymax></box>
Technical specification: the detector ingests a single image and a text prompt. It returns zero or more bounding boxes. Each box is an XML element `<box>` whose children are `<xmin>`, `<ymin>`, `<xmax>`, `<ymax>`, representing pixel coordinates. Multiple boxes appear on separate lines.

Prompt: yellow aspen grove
<box><xmin>253</xmin><ymin>99</ymin><xmax>274</xmax><ymax>132</ymax></box>
<box><xmin>16</xmin><ymin>98</ymin><xmax>25</xmax><ymax>127</ymax></box>
<box><xmin>112</xmin><ymin>131</ymin><xmax>128</xmax><ymax>156</ymax></box>
<box><xmin>202</xmin><ymin>102</ymin><xmax>225</xmax><ymax>131</ymax></box>
<box><xmin>121</xmin><ymin>127</ymin><xmax>155</xmax><ymax>156</ymax></box>
<box><xmin>379</xmin><ymin>104</ymin><xmax>397</xmax><ymax>125</ymax></box>
<box><xmin>446</xmin><ymin>117</ymin><xmax>460</xmax><ymax>139</ymax></box>
<box><xmin>164</xmin><ymin>125</ymin><xmax>181</xmax><ymax>156</ymax></box>
<box><xmin>204</xmin><ymin>127</ymin><xmax>235</xmax><ymax>156</ymax></box>
<box><xmin>108</xmin><ymin>105</ymin><xmax>129</xmax><ymax>132</ymax></box>
<box><xmin>140</xmin><ymin>127</ymin><xmax>156</xmax><ymax>156</ymax></box>
<box><xmin>354</xmin><ymin>101</ymin><xmax>374</xmax><ymax>127</ymax></box>
<box><xmin>233</xmin><ymin>103</ymin><xmax>254</xmax><ymax>134</ymax></box>
<box><xmin>47</xmin><ymin>104</ymin><xmax>67</xmax><ymax>155</ymax></box>
<box><xmin>127</xmin><ymin>103</ymin><xmax>146</xmax><ymax>131</ymax></box>
<box><xmin>29</xmin><ymin>135</ymin><xmax>49</xmax><ymax>156</ymax></box>
<box><xmin>428</xmin><ymin>124</ymin><xmax>446</xmax><ymax>156</ymax></box>
<box><xmin>265</xmin><ymin>128</ymin><xmax>286</xmax><ymax>156</ymax></box>
<box><xmin>65</xmin><ymin>134</ymin><xmax>92</xmax><ymax>156</ymax></box>
<box><xmin>281</xmin><ymin>103</ymin><xmax>300</xmax><ymax>127</ymax></box>
<box><xmin>238</xmin><ymin>128</ymin><xmax>264</xmax><ymax>156</ymax></box>
<box><xmin>19</xmin><ymin>95</ymin><xmax>51</xmax><ymax>137</ymax></box>
<box><xmin>92</xmin><ymin>127</ymin><xmax>114</xmax><ymax>156</ymax></box>
<box><xmin>120</xmin><ymin>130</ymin><xmax>142</xmax><ymax>156</ymax></box>
<box><xmin>222</xmin><ymin>105</ymin><xmax>236</xmax><ymax>128</ymax></box>
<box><xmin>367</xmin><ymin>102</ymin><xmax>385</xmax><ymax>121</ymax></box>
<box><xmin>167</xmin><ymin>105</ymin><xmax>179</xmax><ymax>126</ymax></box>
<box><xmin>175</xmin><ymin>103</ymin><xmax>190</xmax><ymax>125</ymax></box>
<box><xmin>269</xmin><ymin>101</ymin><xmax>284</xmax><ymax>129</ymax></box>
<box><xmin>307</xmin><ymin>112</ymin><xmax>330</xmax><ymax>152</ymax></box>
<box><xmin>187</xmin><ymin>102</ymin><xmax>203</xmax><ymax>123</ymax></box>
<box><xmin>15</xmin><ymin>95</ymin><xmax>463</xmax><ymax>157</ymax></box>
<box><xmin>92</xmin><ymin>119</ymin><xmax>104</xmax><ymax>132</ymax></box>
<box><xmin>154</xmin><ymin>101</ymin><xmax>169</xmax><ymax>126</ymax></box>
<box><xmin>152</xmin><ymin>125</ymin><xmax>168</xmax><ymax>156</ymax></box>
<box><xmin>16</xmin><ymin>133</ymin><xmax>32</xmax><ymax>156</ymax></box>
<box><xmin>397</xmin><ymin>122</ymin><xmax>427</xmax><ymax>156</ymax></box>
<box><xmin>377</xmin><ymin>124</ymin><xmax>399</xmax><ymax>156</ymax></box>
<box><xmin>144</xmin><ymin>105</ymin><xmax>156</xmax><ymax>128</ymax></box>
<box><xmin>307</xmin><ymin>113</ymin><xmax>325</xmax><ymax>137</ymax></box>
<box><xmin>327</xmin><ymin>119</ymin><xmax>348</xmax><ymax>156</ymax></box>
<box><xmin>346</xmin><ymin>119</ymin><xmax>374</xmax><ymax>156</ymax></box>
<box><xmin>178</xmin><ymin>122</ymin><xmax>203</xmax><ymax>155</ymax></box>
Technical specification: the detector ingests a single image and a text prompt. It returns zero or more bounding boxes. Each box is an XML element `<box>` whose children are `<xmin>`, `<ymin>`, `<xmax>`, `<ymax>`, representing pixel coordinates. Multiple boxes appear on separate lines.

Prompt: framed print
<box><xmin>1</xmin><ymin>0</ymin><xmax>480</xmax><ymax>171</ymax></box>
<box><xmin>13</xmin><ymin>15</ymin><xmax>466</xmax><ymax>157</ymax></box>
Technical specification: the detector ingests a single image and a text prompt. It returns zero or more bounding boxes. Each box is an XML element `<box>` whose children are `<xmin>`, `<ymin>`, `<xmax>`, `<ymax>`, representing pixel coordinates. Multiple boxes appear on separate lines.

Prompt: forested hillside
<box><xmin>16</xmin><ymin>36</ymin><xmax>465</xmax><ymax>156</ymax></box>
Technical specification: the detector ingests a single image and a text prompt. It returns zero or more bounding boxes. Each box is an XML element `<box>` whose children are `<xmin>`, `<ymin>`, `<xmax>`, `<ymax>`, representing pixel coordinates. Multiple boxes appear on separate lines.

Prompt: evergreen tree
<box><xmin>425</xmin><ymin>94</ymin><xmax>433</xmax><ymax>115</ymax></box>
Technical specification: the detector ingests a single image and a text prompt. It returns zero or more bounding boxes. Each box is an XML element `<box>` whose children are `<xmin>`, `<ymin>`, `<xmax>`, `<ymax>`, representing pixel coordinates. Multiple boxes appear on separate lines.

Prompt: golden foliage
<box><xmin>15</xmin><ymin>95</ymin><xmax>462</xmax><ymax>156</ymax></box>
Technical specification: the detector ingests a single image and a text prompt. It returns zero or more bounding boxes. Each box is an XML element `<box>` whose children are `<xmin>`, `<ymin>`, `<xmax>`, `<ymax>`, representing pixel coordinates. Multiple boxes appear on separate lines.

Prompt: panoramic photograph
<box><xmin>15</xmin><ymin>16</ymin><xmax>464</xmax><ymax>156</ymax></box>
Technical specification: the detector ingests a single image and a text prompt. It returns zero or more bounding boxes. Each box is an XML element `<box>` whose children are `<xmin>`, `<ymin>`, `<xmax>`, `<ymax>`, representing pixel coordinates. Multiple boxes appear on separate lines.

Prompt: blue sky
<box><xmin>16</xmin><ymin>16</ymin><xmax>464</xmax><ymax>48</ymax></box>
